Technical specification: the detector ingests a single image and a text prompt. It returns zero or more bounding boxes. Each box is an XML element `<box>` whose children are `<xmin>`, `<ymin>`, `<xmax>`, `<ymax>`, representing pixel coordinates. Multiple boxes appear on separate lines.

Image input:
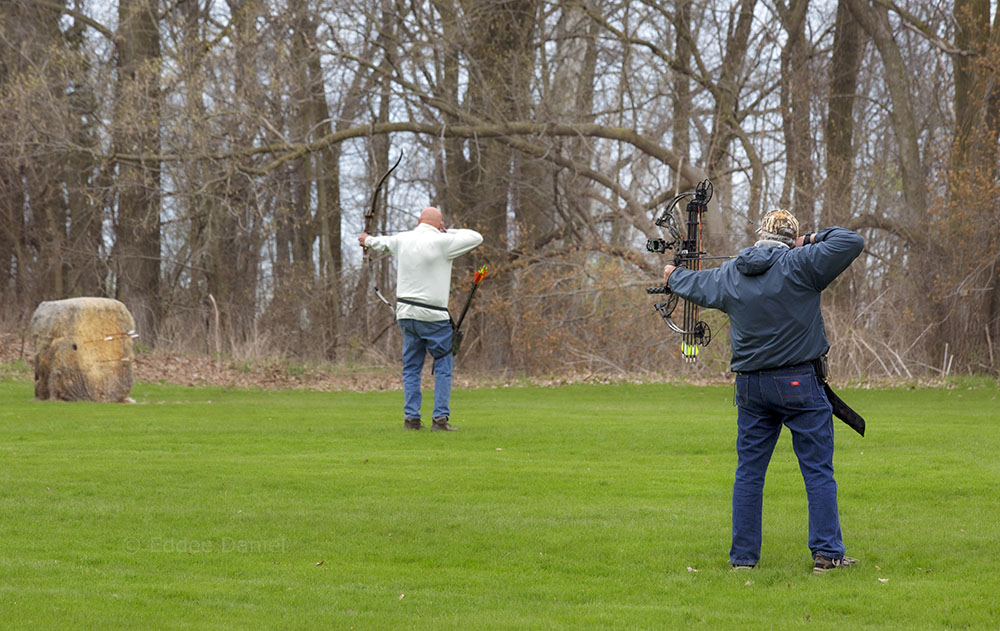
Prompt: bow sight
<box><xmin>645</xmin><ymin>237</ymin><xmax>673</xmax><ymax>254</ymax></box>
<box><xmin>645</xmin><ymin>179</ymin><xmax>715</xmax><ymax>362</ymax></box>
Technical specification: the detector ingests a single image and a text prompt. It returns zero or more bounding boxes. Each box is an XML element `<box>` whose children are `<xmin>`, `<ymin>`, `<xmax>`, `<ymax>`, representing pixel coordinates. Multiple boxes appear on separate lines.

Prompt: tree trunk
<box><xmin>820</xmin><ymin>0</ymin><xmax>865</xmax><ymax>308</ymax></box>
<box><xmin>950</xmin><ymin>0</ymin><xmax>1000</xmax><ymax>371</ymax></box>
<box><xmin>113</xmin><ymin>0</ymin><xmax>162</xmax><ymax>340</ymax></box>
<box><xmin>778</xmin><ymin>0</ymin><xmax>816</xmax><ymax>226</ymax></box>
<box><xmin>463</xmin><ymin>0</ymin><xmax>539</xmax><ymax>368</ymax></box>
<box><xmin>305</xmin><ymin>31</ymin><xmax>344</xmax><ymax>360</ymax></box>
<box><xmin>703</xmin><ymin>0</ymin><xmax>757</xmax><ymax>248</ymax></box>
<box><xmin>845</xmin><ymin>0</ymin><xmax>927</xmax><ymax>218</ymax></box>
<box><xmin>952</xmin><ymin>0</ymin><xmax>999</xmax><ymax>186</ymax></box>
<box><xmin>822</xmin><ymin>0</ymin><xmax>863</xmax><ymax>228</ymax></box>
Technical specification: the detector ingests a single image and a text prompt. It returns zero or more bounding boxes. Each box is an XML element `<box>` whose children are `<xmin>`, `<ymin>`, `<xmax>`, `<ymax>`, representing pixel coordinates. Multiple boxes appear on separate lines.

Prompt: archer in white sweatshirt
<box><xmin>360</xmin><ymin>207</ymin><xmax>483</xmax><ymax>430</ymax></box>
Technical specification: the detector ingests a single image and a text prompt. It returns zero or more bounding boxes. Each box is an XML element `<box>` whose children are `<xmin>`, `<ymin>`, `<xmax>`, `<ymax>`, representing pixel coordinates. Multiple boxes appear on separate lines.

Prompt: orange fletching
<box><xmin>474</xmin><ymin>265</ymin><xmax>488</xmax><ymax>284</ymax></box>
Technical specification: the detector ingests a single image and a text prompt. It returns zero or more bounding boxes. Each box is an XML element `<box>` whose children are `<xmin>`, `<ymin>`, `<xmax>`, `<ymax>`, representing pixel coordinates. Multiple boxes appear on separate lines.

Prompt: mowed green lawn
<box><xmin>1</xmin><ymin>378</ymin><xmax>998</xmax><ymax>630</ymax></box>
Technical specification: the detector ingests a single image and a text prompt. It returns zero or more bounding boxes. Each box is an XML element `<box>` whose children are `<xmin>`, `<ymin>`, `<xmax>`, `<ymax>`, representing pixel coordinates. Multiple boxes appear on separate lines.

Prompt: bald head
<box><xmin>418</xmin><ymin>207</ymin><xmax>445</xmax><ymax>232</ymax></box>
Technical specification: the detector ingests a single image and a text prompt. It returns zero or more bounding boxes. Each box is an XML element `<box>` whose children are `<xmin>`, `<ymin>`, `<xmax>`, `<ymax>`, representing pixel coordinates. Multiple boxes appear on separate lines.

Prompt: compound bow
<box><xmin>363</xmin><ymin>151</ymin><xmax>403</xmax><ymax>312</ymax></box>
<box><xmin>645</xmin><ymin>179</ymin><xmax>728</xmax><ymax>362</ymax></box>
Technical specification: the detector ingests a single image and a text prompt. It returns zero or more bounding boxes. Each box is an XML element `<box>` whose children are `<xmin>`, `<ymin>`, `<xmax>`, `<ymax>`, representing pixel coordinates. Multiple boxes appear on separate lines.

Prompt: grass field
<box><xmin>1</xmin><ymin>377</ymin><xmax>998</xmax><ymax>630</ymax></box>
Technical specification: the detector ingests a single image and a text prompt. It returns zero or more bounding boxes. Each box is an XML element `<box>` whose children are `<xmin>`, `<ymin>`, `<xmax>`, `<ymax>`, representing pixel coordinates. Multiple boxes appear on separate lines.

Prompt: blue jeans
<box><xmin>730</xmin><ymin>364</ymin><xmax>845</xmax><ymax>565</ymax></box>
<box><xmin>398</xmin><ymin>318</ymin><xmax>453</xmax><ymax>420</ymax></box>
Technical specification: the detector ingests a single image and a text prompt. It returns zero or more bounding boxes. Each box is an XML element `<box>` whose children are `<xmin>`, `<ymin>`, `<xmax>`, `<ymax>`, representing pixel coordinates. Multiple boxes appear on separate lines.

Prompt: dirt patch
<box><xmin>130</xmin><ymin>353</ymin><xmax>406</xmax><ymax>392</ymax></box>
<box><xmin>2</xmin><ymin>332</ymin><xmax>395</xmax><ymax>391</ymax></box>
<box><xmin>2</xmin><ymin>331</ymin><xmax>697</xmax><ymax>391</ymax></box>
<box><xmin>129</xmin><ymin>353</ymin><xmax>704</xmax><ymax>391</ymax></box>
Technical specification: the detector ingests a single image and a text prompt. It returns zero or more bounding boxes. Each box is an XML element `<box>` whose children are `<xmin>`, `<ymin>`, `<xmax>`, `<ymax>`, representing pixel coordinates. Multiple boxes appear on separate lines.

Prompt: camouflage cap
<box><xmin>759</xmin><ymin>209</ymin><xmax>799</xmax><ymax>241</ymax></box>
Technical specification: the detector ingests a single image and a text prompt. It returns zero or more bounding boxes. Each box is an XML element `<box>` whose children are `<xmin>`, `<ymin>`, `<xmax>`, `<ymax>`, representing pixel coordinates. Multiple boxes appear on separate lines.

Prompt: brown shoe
<box><xmin>813</xmin><ymin>554</ymin><xmax>858</xmax><ymax>574</ymax></box>
<box><xmin>404</xmin><ymin>418</ymin><xmax>423</xmax><ymax>430</ymax></box>
<box><xmin>430</xmin><ymin>417</ymin><xmax>458</xmax><ymax>432</ymax></box>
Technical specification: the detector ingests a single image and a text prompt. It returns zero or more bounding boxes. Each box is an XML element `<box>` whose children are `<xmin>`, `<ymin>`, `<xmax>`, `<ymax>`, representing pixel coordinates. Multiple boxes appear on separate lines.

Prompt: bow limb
<box><xmin>364</xmin><ymin>152</ymin><xmax>403</xmax><ymax>311</ymax></box>
<box><xmin>364</xmin><ymin>151</ymin><xmax>403</xmax><ymax>236</ymax></box>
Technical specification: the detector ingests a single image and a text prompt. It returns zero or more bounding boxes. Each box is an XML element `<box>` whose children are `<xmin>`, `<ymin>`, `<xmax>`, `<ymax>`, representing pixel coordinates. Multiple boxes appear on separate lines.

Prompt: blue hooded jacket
<box><xmin>666</xmin><ymin>226</ymin><xmax>864</xmax><ymax>372</ymax></box>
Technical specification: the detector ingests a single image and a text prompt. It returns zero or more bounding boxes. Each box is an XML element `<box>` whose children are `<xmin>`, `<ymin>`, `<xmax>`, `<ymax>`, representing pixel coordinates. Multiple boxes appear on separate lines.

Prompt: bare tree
<box><xmin>113</xmin><ymin>0</ymin><xmax>163</xmax><ymax>339</ymax></box>
<box><xmin>776</xmin><ymin>0</ymin><xmax>816</xmax><ymax>225</ymax></box>
<box><xmin>2</xmin><ymin>0</ymin><xmax>996</xmax><ymax>376</ymax></box>
<box><xmin>822</xmin><ymin>0</ymin><xmax>863</xmax><ymax>229</ymax></box>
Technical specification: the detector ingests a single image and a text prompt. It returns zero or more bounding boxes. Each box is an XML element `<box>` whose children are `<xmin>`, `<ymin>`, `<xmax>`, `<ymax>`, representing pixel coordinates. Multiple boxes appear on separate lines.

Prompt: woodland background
<box><xmin>1</xmin><ymin>0</ymin><xmax>997</xmax><ymax>379</ymax></box>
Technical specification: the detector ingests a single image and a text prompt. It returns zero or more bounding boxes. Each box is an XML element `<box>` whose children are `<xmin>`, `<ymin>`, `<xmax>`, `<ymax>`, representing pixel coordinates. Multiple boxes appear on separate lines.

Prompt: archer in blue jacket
<box><xmin>664</xmin><ymin>209</ymin><xmax>865</xmax><ymax>574</ymax></box>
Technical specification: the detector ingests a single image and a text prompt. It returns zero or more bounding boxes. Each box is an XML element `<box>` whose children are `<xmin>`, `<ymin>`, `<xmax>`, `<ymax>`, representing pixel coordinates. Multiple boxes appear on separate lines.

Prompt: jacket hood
<box><xmin>734</xmin><ymin>245</ymin><xmax>786</xmax><ymax>276</ymax></box>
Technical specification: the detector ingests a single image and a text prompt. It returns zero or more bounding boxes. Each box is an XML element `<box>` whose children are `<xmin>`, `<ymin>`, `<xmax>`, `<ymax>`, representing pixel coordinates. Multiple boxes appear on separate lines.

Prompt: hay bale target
<box><xmin>29</xmin><ymin>297</ymin><xmax>138</xmax><ymax>402</ymax></box>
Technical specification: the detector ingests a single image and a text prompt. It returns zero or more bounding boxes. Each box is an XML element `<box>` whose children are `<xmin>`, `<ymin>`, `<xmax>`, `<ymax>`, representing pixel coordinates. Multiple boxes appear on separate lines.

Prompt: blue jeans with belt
<box><xmin>398</xmin><ymin>318</ymin><xmax>453</xmax><ymax>420</ymax></box>
<box><xmin>731</xmin><ymin>363</ymin><xmax>845</xmax><ymax>565</ymax></box>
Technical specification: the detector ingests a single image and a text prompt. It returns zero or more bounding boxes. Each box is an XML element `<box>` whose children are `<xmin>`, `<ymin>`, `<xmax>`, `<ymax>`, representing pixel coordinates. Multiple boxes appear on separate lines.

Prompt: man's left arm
<box><xmin>664</xmin><ymin>265</ymin><xmax>728</xmax><ymax>310</ymax></box>
<box><xmin>361</xmin><ymin>231</ymin><xmax>400</xmax><ymax>254</ymax></box>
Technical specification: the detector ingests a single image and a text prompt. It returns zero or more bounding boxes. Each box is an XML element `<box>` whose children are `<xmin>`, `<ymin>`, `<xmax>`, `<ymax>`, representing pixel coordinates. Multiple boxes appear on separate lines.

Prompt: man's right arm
<box><xmin>443</xmin><ymin>228</ymin><xmax>483</xmax><ymax>260</ymax></box>
<box><xmin>795</xmin><ymin>226</ymin><xmax>865</xmax><ymax>291</ymax></box>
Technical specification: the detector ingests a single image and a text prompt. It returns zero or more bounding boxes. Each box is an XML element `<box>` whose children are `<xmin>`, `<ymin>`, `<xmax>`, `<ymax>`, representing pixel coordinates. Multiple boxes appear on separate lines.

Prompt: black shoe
<box><xmin>731</xmin><ymin>563</ymin><xmax>756</xmax><ymax>571</ymax></box>
<box><xmin>430</xmin><ymin>417</ymin><xmax>458</xmax><ymax>432</ymax></box>
<box><xmin>813</xmin><ymin>554</ymin><xmax>858</xmax><ymax>574</ymax></box>
<box><xmin>404</xmin><ymin>418</ymin><xmax>423</xmax><ymax>430</ymax></box>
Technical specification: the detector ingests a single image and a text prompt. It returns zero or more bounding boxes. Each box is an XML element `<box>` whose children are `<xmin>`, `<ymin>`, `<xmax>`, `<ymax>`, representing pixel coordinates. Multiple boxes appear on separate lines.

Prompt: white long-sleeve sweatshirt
<box><xmin>364</xmin><ymin>223</ymin><xmax>483</xmax><ymax>321</ymax></box>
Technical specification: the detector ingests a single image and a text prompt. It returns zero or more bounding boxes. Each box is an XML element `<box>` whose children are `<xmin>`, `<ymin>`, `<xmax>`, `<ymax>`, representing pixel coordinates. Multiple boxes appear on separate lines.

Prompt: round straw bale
<box><xmin>29</xmin><ymin>297</ymin><xmax>137</xmax><ymax>402</ymax></box>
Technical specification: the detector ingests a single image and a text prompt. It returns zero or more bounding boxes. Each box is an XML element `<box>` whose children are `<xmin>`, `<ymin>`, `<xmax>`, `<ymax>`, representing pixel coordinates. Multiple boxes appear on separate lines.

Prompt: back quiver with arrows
<box><xmin>451</xmin><ymin>265</ymin><xmax>489</xmax><ymax>356</ymax></box>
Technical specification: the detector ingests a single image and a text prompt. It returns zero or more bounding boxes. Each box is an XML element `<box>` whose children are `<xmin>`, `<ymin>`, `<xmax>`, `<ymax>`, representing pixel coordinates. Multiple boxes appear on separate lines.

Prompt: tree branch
<box><xmin>34</xmin><ymin>0</ymin><xmax>116</xmax><ymax>42</ymax></box>
<box><xmin>872</xmin><ymin>0</ymin><xmax>978</xmax><ymax>57</ymax></box>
